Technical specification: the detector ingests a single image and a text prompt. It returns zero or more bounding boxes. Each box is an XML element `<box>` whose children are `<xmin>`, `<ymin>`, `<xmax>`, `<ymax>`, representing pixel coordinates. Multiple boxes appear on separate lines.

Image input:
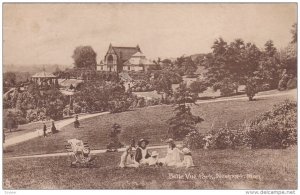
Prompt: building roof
<box><xmin>131</xmin><ymin>51</ymin><xmax>145</xmax><ymax>58</ymax></box>
<box><xmin>112</xmin><ymin>46</ymin><xmax>141</xmax><ymax>63</ymax></box>
<box><xmin>32</xmin><ymin>71</ymin><xmax>57</xmax><ymax>78</ymax></box>
<box><xmin>58</xmin><ymin>79</ymin><xmax>84</xmax><ymax>88</ymax></box>
<box><xmin>124</xmin><ymin>56</ymin><xmax>155</xmax><ymax>66</ymax></box>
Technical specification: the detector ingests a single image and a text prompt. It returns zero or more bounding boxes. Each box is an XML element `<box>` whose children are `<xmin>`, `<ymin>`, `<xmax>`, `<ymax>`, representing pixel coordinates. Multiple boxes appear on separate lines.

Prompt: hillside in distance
<box><xmin>4</xmin><ymin>64</ymin><xmax>72</xmax><ymax>74</ymax></box>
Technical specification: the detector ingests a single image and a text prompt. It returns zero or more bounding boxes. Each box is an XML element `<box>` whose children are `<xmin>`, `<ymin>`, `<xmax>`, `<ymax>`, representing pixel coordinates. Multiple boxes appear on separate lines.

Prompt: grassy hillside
<box><xmin>3</xmin><ymin>147</ymin><xmax>296</xmax><ymax>189</ymax></box>
<box><xmin>4</xmin><ymin>92</ymin><xmax>295</xmax><ymax>157</ymax></box>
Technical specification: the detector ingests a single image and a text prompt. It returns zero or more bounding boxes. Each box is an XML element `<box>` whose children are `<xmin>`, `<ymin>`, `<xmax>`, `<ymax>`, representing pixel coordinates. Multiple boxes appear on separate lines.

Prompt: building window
<box><xmin>107</xmin><ymin>55</ymin><xmax>114</xmax><ymax>64</ymax></box>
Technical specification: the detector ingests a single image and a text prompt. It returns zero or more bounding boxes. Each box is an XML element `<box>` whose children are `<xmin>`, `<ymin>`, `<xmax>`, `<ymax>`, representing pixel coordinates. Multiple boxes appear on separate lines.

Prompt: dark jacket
<box><xmin>135</xmin><ymin>147</ymin><xmax>150</xmax><ymax>163</ymax></box>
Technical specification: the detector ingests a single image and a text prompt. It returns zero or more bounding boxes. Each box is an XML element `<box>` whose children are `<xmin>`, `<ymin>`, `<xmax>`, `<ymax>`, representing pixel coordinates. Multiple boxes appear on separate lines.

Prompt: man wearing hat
<box><xmin>135</xmin><ymin>138</ymin><xmax>151</xmax><ymax>164</ymax></box>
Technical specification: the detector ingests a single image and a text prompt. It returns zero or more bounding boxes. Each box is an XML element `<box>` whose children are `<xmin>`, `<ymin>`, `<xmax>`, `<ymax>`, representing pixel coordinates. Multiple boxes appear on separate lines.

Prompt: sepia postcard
<box><xmin>2</xmin><ymin>2</ymin><xmax>298</xmax><ymax>192</ymax></box>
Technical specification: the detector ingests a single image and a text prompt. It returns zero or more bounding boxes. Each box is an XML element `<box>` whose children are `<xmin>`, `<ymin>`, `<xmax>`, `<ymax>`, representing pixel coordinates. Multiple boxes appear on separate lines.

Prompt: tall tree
<box><xmin>168</xmin><ymin>83</ymin><xmax>204</xmax><ymax>140</ymax></box>
<box><xmin>72</xmin><ymin>46</ymin><xmax>97</xmax><ymax>70</ymax></box>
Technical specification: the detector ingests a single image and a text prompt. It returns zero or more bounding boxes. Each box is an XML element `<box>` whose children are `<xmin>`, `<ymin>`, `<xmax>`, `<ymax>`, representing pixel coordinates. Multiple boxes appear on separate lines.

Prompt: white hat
<box><xmin>151</xmin><ymin>151</ymin><xmax>159</xmax><ymax>157</ymax></box>
<box><xmin>182</xmin><ymin>148</ymin><xmax>191</xmax><ymax>154</ymax></box>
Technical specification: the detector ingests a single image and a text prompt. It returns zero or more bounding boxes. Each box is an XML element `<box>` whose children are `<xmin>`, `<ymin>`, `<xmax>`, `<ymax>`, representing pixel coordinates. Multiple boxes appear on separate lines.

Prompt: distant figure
<box><xmin>43</xmin><ymin>123</ymin><xmax>47</xmax><ymax>137</ymax></box>
<box><xmin>51</xmin><ymin>121</ymin><xmax>58</xmax><ymax>134</ymax></box>
<box><xmin>74</xmin><ymin>115</ymin><xmax>80</xmax><ymax>128</ymax></box>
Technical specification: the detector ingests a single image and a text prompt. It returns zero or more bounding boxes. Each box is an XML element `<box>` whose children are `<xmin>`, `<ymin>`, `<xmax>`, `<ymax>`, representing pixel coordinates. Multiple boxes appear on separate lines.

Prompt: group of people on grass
<box><xmin>119</xmin><ymin>138</ymin><xmax>194</xmax><ymax>168</ymax></box>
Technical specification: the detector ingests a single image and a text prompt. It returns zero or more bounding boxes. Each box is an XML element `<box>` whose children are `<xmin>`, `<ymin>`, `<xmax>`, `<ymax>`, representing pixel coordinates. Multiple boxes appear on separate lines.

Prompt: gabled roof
<box><xmin>32</xmin><ymin>71</ymin><xmax>57</xmax><ymax>78</ymax></box>
<box><xmin>131</xmin><ymin>51</ymin><xmax>145</xmax><ymax>58</ymax></box>
<box><xmin>112</xmin><ymin>46</ymin><xmax>141</xmax><ymax>63</ymax></box>
<box><xmin>124</xmin><ymin>57</ymin><xmax>155</xmax><ymax>66</ymax></box>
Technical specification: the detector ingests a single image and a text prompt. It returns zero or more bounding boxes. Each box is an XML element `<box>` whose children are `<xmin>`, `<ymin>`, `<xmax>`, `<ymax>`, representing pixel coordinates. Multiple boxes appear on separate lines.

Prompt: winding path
<box><xmin>4</xmin><ymin>89</ymin><xmax>296</xmax><ymax>159</ymax></box>
<box><xmin>3</xmin><ymin>112</ymin><xmax>109</xmax><ymax>147</ymax></box>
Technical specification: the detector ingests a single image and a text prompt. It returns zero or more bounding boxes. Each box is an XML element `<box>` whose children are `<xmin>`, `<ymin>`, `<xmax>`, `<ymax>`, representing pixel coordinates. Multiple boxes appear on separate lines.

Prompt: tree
<box><xmin>258</xmin><ymin>40</ymin><xmax>281</xmax><ymax>89</ymax></box>
<box><xmin>245</xmin><ymin>75</ymin><xmax>261</xmax><ymax>101</ymax></box>
<box><xmin>106</xmin><ymin>123</ymin><xmax>124</xmax><ymax>151</ymax></box>
<box><xmin>72</xmin><ymin>46</ymin><xmax>97</xmax><ymax>70</ymax></box>
<box><xmin>168</xmin><ymin>83</ymin><xmax>204</xmax><ymax>140</ymax></box>
<box><xmin>4</xmin><ymin>72</ymin><xmax>16</xmax><ymax>88</ymax></box>
<box><xmin>189</xmin><ymin>80</ymin><xmax>208</xmax><ymax>95</ymax></box>
<box><xmin>291</xmin><ymin>23</ymin><xmax>297</xmax><ymax>44</ymax></box>
<box><xmin>152</xmin><ymin>72</ymin><xmax>173</xmax><ymax>102</ymax></box>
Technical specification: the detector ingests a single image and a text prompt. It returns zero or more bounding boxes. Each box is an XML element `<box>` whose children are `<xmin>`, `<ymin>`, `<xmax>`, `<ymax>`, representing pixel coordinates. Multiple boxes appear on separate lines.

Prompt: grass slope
<box><xmin>3</xmin><ymin>147</ymin><xmax>296</xmax><ymax>189</ymax></box>
<box><xmin>4</xmin><ymin>93</ymin><xmax>295</xmax><ymax>157</ymax></box>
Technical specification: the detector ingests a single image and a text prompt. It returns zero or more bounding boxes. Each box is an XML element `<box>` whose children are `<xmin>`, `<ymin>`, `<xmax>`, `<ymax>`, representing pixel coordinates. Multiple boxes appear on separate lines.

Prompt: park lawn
<box><xmin>4</xmin><ymin>92</ymin><xmax>295</xmax><ymax>157</ymax></box>
<box><xmin>3</xmin><ymin>146</ymin><xmax>297</xmax><ymax>189</ymax></box>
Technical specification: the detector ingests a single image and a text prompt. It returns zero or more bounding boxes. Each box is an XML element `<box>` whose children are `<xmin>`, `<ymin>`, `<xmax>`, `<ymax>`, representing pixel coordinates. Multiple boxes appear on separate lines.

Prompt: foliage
<box><xmin>189</xmin><ymin>80</ymin><xmax>208</xmax><ymax>95</ymax></box>
<box><xmin>74</xmin><ymin>81</ymin><xmax>135</xmax><ymax>114</ymax></box>
<box><xmin>287</xmin><ymin>77</ymin><xmax>297</xmax><ymax>89</ymax></box>
<box><xmin>183</xmin><ymin>131</ymin><xmax>206</xmax><ymax>149</ymax></box>
<box><xmin>245</xmin><ymin>100</ymin><xmax>297</xmax><ymax>149</ymax></box>
<box><xmin>4</xmin><ymin>72</ymin><xmax>16</xmax><ymax>88</ymax></box>
<box><xmin>245</xmin><ymin>75</ymin><xmax>261</xmax><ymax>101</ymax></box>
<box><xmin>107</xmin><ymin>123</ymin><xmax>124</xmax><ymax>150</ymax></box>
<box><xmin>131</xmin><ymin>80</ymin><xmax>154</xmax><ymax>92</ymax></box>
<box><xmin>168</xmin><ymin>83</ymin><xmax>204</xmax><ymax>140</ymax></box>
<box><xmin>72</xmin><ymin>46</ymin><xmax>97</xmax><ymax>70</ymax></box>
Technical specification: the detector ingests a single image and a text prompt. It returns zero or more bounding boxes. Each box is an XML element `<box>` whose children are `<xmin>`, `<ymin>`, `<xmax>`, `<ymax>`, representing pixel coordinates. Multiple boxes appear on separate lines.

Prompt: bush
<box><xmin>245</xmin><ymin>100</ymin><xmax>297</xmax><ymax>149</ymax></box>
<box><xmin>278</xmin><ymin>74</ymin><xmax>290</xmax><ymax>91</ymax></box>
<box><xmin>259</xmin><ymin>83</ymin><xmax>271</xmax><ymax>92</ymax></box>
<box><xmin>4</xmin><ymin>109</ymin><xmax>28</xmax><ymax>129</ymax></box>
<box><xmin>287</xmin><ymin>77</ymin><xmax>297</xmax><ymax>89</ymax></box>
<box><xmin>210</xmin><ymin>128</ymin><xmax>236</xmax><ymax>149</ymax></box>
<box><xmin>183</xmin><ymin>131</ymin><xmax>206</xmax><ymax>149</ymax></box>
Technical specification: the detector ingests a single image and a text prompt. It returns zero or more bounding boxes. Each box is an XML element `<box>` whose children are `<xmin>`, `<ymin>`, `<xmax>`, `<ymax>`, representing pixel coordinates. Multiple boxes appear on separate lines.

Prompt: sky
<box><xmin>3</xmin><ymin>3</ymin><xmax>297</xmax><ymax>66</ymax></box>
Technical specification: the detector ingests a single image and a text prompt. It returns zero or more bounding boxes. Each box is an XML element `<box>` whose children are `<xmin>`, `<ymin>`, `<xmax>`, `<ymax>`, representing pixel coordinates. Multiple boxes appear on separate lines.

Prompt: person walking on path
<box><xmin>51</xmin><ymin>121</ymin><xmax>58</xmax><ymax>134</ymax></box>
<box><xmin>74</xmin><ymin>115</ymin><xmax>80</xmax><ymax>129</ymax></box>
<box><xmin>43</xmin><ymin>123</ymin><xmax>47</xmax><ymax>137</ymax></box>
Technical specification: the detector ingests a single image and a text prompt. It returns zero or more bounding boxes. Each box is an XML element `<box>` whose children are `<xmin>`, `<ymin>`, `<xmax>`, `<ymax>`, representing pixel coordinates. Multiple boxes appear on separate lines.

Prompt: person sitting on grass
<box><xmin>176</xmin><ymin>148</ymin><xmax>195</xmax><ymax>168</ymax></box>
<box><xmin>148</xmin><ymin>151</ymin><xmax>161</xmax><ymax>166</ymax></box>
<box><xmin>159</xmin><ymin>138</ymin><xmax>182</xmax><ymax>166</ymax></box>
<box><xmin>119</xmin><ymin>146</ymin><xmax>139</xmax><ymax>168</ymax></box>
<box><xmin>135</xmin><ymin>139</ymin><xmax>151</xmax><ymax>165</ymax></box>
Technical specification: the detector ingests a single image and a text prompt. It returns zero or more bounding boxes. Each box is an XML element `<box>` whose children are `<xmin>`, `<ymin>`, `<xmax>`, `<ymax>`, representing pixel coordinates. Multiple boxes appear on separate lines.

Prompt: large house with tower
<box><xmin>97</xmin><ymin>44</ymin><xmax>158</xmax><ymax>72</ymax></box>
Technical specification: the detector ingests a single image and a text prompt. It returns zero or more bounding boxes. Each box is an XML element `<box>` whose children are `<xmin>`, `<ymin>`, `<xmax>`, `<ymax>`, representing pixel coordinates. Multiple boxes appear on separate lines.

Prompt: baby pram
<box><xmin>65</xmin><ymin>139</ymin><xmax>96</xmax><ymax>168</ymax></box>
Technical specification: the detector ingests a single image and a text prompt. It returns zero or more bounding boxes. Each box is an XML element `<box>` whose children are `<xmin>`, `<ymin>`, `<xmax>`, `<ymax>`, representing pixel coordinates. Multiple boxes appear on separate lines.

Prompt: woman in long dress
<box><xmin>159</xmin><ymin>138</ymin><xmax>182</xmax><ymax>166</ymax></box>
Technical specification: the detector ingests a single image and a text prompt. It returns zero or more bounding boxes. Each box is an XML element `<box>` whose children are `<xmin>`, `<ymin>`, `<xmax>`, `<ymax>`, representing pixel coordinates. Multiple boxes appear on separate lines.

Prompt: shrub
<box><xmin>287</xmin><ymin>77</ymin><xmax>297</xmax><ymax>89</ymax></box>
<box><xmin>183</xmin><ymin>131</ymin><xmax>206</xmax><ymax>149</ymax></box>
<box><xmin>278</xmin><ymin>74</ymin><xmax>290</xmax><ymax>91</ymax></box>
<box><xmin>107</xmin><ymin>123</ymin><xmax>124</xmax><ymax>151</ymax></box>
<box><xmin>73</xmin><ymin>103</ymin><xmax>82</xmax><ymax>114</ymax></box>
<box><xmin>4</xmin><ymin>109</ymin><xmax>27</xmax><ymax>129</ymax></box>
<box><xmin>245</xmin><ymin>100</ymin><xmax>297</xmax><ymax>149</ymax></box>
<box><xmin>210</xmin><ymin>128</ymin><xmax>235</xmax><ymax>149</ymax></box>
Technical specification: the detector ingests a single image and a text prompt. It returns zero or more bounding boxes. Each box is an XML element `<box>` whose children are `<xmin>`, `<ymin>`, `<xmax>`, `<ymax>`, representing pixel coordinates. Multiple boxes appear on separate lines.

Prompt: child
<box><xmin>177</xmin><ymin>148</ymin><xmax>195</xmax><ymax>168</ymax></box>
<box><xmin>148</xmin><ymin>151</ymin><xmax>159</xmax><ymax>166</ymax></box>
<box><xmin>119</xmin><ymin>146</ymin><xmax>139</xmax><ymax>168</ymax></box>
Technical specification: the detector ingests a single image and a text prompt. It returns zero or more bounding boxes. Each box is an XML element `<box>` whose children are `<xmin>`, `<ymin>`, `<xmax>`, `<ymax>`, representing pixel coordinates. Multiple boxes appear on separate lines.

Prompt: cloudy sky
<box><xmin>3</xmin><ymin>3</ymin><xmax>297</xmax><ymax>66</ymax></box>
